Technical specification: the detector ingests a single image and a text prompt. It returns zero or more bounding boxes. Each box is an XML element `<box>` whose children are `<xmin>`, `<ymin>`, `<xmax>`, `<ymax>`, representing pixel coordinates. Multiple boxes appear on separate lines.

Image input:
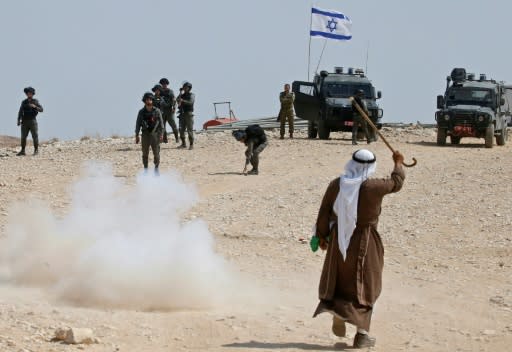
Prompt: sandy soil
<box><xmin>0</xmin><ymin>126</ymin><xmax>511</xmax><ymax>351</ymax></box>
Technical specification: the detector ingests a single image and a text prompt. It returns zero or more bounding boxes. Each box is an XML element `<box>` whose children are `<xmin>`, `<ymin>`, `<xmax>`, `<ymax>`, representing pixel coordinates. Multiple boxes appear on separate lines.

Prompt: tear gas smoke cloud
<box><xmin>0</xmin><ymin>162</ymin><xmax>236</xmax><ymax>310</ymax></box>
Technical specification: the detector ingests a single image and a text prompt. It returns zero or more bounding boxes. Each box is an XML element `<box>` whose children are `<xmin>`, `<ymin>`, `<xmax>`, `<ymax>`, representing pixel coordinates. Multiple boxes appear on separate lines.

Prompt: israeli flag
<box><xmin>310</xmin><ymin>7</ymin><xmax>352</xmax><ymax>41</ymax></box>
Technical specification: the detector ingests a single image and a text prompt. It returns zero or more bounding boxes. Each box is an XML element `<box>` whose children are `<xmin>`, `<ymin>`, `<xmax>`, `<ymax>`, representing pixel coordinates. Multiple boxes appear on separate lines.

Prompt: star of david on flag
<box><xmin>310</xmin><ymin>7</ymin><xmax>352</xmax><ymax>41</ymax></box>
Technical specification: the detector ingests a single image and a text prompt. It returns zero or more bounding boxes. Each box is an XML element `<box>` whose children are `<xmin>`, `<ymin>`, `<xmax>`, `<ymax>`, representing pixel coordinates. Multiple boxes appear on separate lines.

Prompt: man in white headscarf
<box><xmin>312</xmin><ymin>149</ymin><xmax>405</xmax><ymax>348</ymax></box>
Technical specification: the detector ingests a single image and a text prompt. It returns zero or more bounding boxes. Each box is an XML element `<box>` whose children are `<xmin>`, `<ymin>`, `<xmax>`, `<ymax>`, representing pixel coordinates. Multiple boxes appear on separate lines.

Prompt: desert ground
<box><xmin>0</xmin><ymin>126</ymin><xmax>511</xmax><ymax>352</ymax></box>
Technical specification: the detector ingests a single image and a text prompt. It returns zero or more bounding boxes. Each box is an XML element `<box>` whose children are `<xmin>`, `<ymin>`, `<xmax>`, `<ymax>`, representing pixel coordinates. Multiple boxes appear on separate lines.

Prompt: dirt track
<box><xmin>0</xmin><ymin>127</ymin><xmax>511</xmax><ymax>351</ymax></box>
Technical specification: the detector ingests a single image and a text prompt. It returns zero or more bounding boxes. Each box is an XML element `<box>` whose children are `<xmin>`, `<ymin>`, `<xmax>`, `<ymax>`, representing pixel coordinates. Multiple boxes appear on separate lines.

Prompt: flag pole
<box><xmin>307</xmin><ymin>7</ymin><xmax>313</xmax><ymax>81</ymax></box>
<box><xmin>314</xmin><ymin>39</ymin><xmax>328</xmax><ymax>75</ymax></box>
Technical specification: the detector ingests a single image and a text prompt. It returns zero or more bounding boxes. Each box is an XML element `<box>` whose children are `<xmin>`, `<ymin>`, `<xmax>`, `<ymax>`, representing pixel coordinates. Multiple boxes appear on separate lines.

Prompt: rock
<box><xmin>53</xmin><ymin>327</ymin><xmax>99</xmax><ymax>345</ymax></box>
<box><xmin>482</xmin><ymin>329</ymin><xmax>496</xmax><ymax>336</ymax></box>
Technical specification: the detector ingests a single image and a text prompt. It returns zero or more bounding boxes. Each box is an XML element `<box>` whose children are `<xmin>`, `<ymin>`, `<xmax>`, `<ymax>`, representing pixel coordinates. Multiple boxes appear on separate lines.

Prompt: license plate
<box><xmin>344</xmin><ymin>121</ymin><xmax>353</xmax><ymax>126</ymax></box>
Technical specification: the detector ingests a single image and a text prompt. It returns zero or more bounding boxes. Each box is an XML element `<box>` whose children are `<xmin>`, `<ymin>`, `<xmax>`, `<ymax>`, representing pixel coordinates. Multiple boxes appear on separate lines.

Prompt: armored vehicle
<box><xmin>436</xmin><ymin>68</ymin><xmax>510</xmax><ymax>148</ymax></box>
<box><xmin>292</xmin><ymin>67</ymin><xmax>383</xmax><ymax>139</ymax></box>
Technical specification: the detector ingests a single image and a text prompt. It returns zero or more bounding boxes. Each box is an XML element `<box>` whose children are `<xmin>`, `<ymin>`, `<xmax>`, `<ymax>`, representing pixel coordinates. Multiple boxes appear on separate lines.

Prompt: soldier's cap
<box><xmin>24</xmin><ymin>87</ymin><xmax>35</xmax><ymax>94</ymax></box>
<box><xmin>159</xmin><ymin>78</ymin><xmax>169</xmax><ymax>85</ymax></box>
<box><xmin>142</xmin><ymin>92</ymin><xmax>155</xmax><ymax>102</ymax></box>
<box><xmin>152</xmin><ymin>84</ymin><xmax>162</xmax><ymax>93</ymax></box>
<box><xmin>352</xmin><ymin>149</ymin><xmax>376</xmax><ymax>164</ymax></box>
<box><xmin>232</xmin><ymin>130</ymin><xmax>246</xmax><ymax>141</ymax></box>
<box><xmin>182</xmin><ymin>82</ymin><xmax>192</xmax><ymax>89</ymax></box>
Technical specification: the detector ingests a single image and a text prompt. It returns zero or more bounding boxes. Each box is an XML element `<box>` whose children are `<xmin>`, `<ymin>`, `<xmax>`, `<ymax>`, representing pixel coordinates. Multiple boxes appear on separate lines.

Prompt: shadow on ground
<box><xmin>223</xmin><ymin>341</ymin><xmax>351</xmax><ymax>351</ymax></box>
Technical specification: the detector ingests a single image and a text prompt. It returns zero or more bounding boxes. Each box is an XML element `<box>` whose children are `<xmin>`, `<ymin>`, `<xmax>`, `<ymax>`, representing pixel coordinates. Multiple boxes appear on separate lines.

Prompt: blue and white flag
<box><xmin>310</xmin><ymin>7</ymin><xmax>352</xmax><ymax>41</ymax></box>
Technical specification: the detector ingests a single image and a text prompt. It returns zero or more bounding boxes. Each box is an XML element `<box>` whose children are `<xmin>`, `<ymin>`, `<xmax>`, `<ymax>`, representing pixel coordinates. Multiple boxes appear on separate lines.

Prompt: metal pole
<box><xmin>307</xmin><ymin>7</ymin><xmax>313</xmax><ymax>81</ymax></box>
<box><xmin>314</xmin><ymin>39</ymin><xmax>328</xmax><ymax>75</ymax></box>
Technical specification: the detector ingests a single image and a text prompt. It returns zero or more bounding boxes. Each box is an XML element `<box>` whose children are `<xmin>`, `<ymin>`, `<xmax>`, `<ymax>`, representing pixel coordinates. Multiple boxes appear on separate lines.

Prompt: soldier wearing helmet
<box><xmin>158</xmin><ymin>78</ymin><xmax>179</xmax><ymax>143</ymax></box>
<box><xmin>351</xmin><ymin>89</ymin><xmax>372</xmax><ymax>145</ymax></box>
<box><xmin>17</xmin><ymin>86</ymin><xmax>43</xmax><ymax>156</ymax></box>
<box><xmin>135</xmin><ymin>92</ymin><xmax>164</xmax><ymax>174</ymax></box>
<box><xmin>176</xmin><ymin>82</ymin><xmax>195</xmax><ymax>150</ymax></box>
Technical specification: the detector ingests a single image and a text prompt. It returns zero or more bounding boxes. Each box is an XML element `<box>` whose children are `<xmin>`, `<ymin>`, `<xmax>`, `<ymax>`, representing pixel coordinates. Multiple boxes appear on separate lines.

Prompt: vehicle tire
<box><xmin>496</xmin><ymin>128</ymin><xmax>507</xmax><ymax>146</ymax></box>
<box><xmin>450</xmin><ymin>136</ymin><xmax>461</xmax><ymax>145</ymax></box>
<box><xmin>318</xmin><ymin>120</ymin><xmax>330</xmax><ymax>140</ymax></box>
<box><xmin>307</xmin><ymin>121</ymin><xmax>318</xmax><ymax>139</ymax></box>
<box><xmin>485</xmin><ymin>124</ymin><xmax>494</xmax><ymax>148</ymax></box>
<box><xmin>436</xmin><ymin>128</ymin><xmax>447</xmax><ymax>146</ymax></box>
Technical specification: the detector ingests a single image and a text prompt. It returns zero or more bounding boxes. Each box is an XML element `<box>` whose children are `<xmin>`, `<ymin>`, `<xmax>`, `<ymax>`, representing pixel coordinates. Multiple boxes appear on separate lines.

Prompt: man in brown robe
<box><xmin>313</xmin><ymin>149</ymin><xmax>405</xmax><ymax>348</ymax></box>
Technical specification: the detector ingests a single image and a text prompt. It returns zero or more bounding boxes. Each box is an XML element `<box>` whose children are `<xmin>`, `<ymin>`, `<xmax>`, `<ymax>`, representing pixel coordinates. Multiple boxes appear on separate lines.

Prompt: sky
<box><xmin>1</xmin><ymin>0</ymin><xmax>511</xmax><ymax>140</ymax></box>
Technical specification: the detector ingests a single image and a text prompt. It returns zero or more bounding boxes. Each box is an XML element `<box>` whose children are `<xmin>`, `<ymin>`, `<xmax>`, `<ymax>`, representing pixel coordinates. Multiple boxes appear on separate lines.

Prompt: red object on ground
<box><xmin>203</xmin><ymin>117</ymin><xmax>239</xmax><ymax>130</ymax></box>
<box><xmin>203</xmin><ymin>101</ymin><xmax>238</xmax><ymax>130</ymax></box>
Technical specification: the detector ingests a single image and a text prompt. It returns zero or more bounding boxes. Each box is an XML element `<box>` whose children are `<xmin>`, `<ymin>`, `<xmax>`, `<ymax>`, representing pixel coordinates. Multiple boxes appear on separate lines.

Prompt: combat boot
<box><xmin>17</xmin><ymin>149</ymin><xmax>26</xmax><ymax>156</ymax></box>
<box><xmin>290</xmin><ymin>134</ymin><xmax>293</xmax><ymax>139</ymax></box>
<box><xmin>353</xmin><ymin>333</ymin><xmax>376</xmax><ymax>348</ymax></box>
<box><xmin>154</xmin><ymin>166</ymin><xmax>160</xmax><ymax>176</ymax></box>
<box><xmin>247</xmin><ymin>169</ymin><xmax>258</xmax><ymax>175</ymax></box>
<box><xmin>163</xmin><ymin>134</ymin><xmax>168</xmax><ymax>144</ymax></box>
<box><xmin>178</xmin><ymin>139</ymin><xmax>187</xmax><ymax>149</ymax></box>
<box><xmin>188</xmin><ymin>144</ymin><xmax>194</xmax><ymax>150</ymax></box>
<box><xmin>33</xmin><ymin>148</ymin><xmax>39</xmax><ymax>155</ymax></box>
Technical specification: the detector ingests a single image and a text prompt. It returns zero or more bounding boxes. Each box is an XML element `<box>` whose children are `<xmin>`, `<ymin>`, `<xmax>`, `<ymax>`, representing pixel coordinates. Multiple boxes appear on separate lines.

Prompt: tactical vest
<box><xmin>141</xmin><ymin>108</ymin><xmax>159</xmax><ymax>132</ymax></box>
<box><xmin>21</xmin><ymin>99</ymin><xmax>39</xmax><ymax>120</ymax></box>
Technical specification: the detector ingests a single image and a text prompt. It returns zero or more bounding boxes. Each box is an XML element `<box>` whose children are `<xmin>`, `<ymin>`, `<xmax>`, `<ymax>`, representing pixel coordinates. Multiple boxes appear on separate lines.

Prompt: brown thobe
<box><xmin>313</xmin><ymin>165</ymin><xmax>405</xmax><ymax>331</ymax></box>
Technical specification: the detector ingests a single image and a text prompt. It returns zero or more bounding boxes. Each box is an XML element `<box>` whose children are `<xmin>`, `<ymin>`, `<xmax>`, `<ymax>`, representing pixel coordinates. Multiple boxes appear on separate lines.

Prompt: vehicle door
<box><xmin>292</xmin><ymin>81</ymin><xmax>320</xmax><ymax>121</ymax></box>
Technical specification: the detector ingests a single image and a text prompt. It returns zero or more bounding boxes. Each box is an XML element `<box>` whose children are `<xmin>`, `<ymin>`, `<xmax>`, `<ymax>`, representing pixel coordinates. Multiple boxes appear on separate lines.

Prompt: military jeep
<box><xmin>292</xmin><ymin>67</ymin><xmax>383</xmax><ymax>140</ymax></box>
<box><xmin>435</xmin><ymin>68</ymin><xmax>510</xmax><ymax>148</ymax></box>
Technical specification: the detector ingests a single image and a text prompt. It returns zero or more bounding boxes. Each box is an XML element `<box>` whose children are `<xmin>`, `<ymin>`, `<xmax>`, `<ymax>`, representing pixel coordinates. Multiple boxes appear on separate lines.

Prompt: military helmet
<box><xmin>182</xmin><ymin>81</ymin><xmax>192</xmax><ymax>89</ymax></box>
<box><xmin>142</xmin><ymin>92</ymin><xmax>155</xmax><ymax>102</ymax></box>
<box><xmin>159</xmin><ymin>78</ymin><xmax>169</xmax><ymax>85</ymax></box>
<box><xmin>232</xmin><ymin>130</ymin><xmax>246</xmax><ymax>141</ymax></box>
<box><xmin>152</xmin><ymin>84</ymin><xmax>162</xmax><ymax>93</ymax></box>
<box><xmin>24</xmin><ymin>86</ymin><xmax>35</xmax><ymax>94</ymax></box>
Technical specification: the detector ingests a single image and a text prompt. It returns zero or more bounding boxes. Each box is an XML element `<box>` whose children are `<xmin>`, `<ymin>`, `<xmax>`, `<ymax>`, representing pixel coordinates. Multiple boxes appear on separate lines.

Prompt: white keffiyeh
<box><xmin>333</xmin><ymin>149</ymin><xmax>376</xmax><ymax>261</ymax></box>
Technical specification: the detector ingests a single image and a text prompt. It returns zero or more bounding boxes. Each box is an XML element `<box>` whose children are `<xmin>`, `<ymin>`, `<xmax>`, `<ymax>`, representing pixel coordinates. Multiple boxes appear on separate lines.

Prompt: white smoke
<box><xmin>0</xmin><ymin>162</ymin><xmax>236</xmax><ymax>310</ymax></box>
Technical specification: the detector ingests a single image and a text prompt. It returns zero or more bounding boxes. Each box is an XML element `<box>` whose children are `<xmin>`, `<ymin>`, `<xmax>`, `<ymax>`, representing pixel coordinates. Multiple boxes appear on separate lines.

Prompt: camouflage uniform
<box><xmin>135</xmin><ymin>107</ymin><xmax>164</xmax><ymax>168</ymax></box>
<box><xmin>279</xmin><ymin>91</ymin><xmax>295</xmax><ymax>138</ymax></box>
<box><xmin>244</xmin><ymin>125</ymin><xmax>268</xmax><ymax>174</ymax></box>
<box><xmin>160</xmin><ymin>87</ymin><xmax>178</xmax><ymax>143</ymax></box>
<box><xmin>178</xmin><ymin>91</ymin><xmax>195</xmax><ymax>147</ymax></box>
<box><xmin>352</xmin><ymin>96</ymin><xmax>371</xmax><ymax>145</ymax></box>
<box><xmin>18</xmin><ymin>98</ymin><xmax>43</xmax><ymax>154</ymax></box>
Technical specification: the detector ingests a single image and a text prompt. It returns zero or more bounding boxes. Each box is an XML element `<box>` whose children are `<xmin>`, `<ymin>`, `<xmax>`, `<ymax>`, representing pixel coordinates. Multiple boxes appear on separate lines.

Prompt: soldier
<box><xmin>17</xmin><ymin>87</ymin><xmax>43</xmax><ymax>156</ymax></box>
<box><xmin>159</xmin><ymin>78</ymin><xmax>179</xmax><ymax>143</ymax></box>
<box><xmin>279</xmin><ymin>83</ymin><xmax>295</xmax><ymax>139</ymax></box>
<box><xmin>232</xmin><ymin>124</ymin><xmax>268</xmax><ymax>175</ymax></box>
<box><xmin>351</xmin><ymin>89</ymin><xmax>372</xmax><ymax>145</ymax></box>
<box><xmin>135</xmin><ymin>92</ymin><xmax>164</xmax><ymax>174</ymax></box>
<box><xmin>151</xmin><ymin>84</ymin><xmax>168</xmax><ymax>113</ymax></box>
<box><xmin>312</xmin><ymin>149</ymin><xmax>405</xmax><ymax>348</ymax></box>
<box><xmin>177</xmin><ymin>82</ymin><xmax>195</xmax><ymax>150</ymax></box>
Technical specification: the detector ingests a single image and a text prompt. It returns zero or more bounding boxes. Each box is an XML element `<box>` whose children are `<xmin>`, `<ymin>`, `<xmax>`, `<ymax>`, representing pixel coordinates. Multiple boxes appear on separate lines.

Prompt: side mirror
<box><xmin>437</xmin><ymin>95</ymin><xmax>445</xmax><ymax>109</ymax></box>
<box><xmin>377</xmin><ymin>91</ymin><xmax>382</xmax><ymax>99</ymax></box>
<box><xmin>500</xmin><ymin>97</ymin><xmax>505</xmax><ymax>106</ymax></box>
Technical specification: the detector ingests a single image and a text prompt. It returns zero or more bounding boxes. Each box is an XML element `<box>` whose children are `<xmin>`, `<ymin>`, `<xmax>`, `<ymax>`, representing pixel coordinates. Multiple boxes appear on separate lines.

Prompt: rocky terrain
<box><xmin>0</xmin><ymin>126</ymin><xmax>511</xmax><ymax>351</ymax></box>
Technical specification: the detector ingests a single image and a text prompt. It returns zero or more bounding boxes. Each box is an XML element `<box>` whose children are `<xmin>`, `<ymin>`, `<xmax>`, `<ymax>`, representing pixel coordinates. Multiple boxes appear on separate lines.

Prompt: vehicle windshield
<box><xmin>323</xmin><ymin>83</ymin><xmax>374</xmax><ymax>98</ymax></box>
<box><xmin>446</xmin><ymin>87</ymin><xmax>494</xmax><ymax>107</ymax></box>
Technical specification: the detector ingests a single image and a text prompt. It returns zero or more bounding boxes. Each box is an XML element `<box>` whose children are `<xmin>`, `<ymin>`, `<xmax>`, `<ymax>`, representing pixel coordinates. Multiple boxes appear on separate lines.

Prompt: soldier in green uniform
<box><xmin>351</xmin><ymin>89</ymin><xmax>372</xmax><ymax>145</ymax></box>
<box><xmin>151</xmin><ymin>84</ymin><xmax>164</xmax><ymax>110</ymax></box>
<box><xmin>159</xmin><ymin>78</ymin><xmax>178</xmax><ymax>143</ymax></box>
<box><xmin>135</xmin><ymin>92</ymin><xmax>164</xmax><ymax>174</ymax></box>
<box><xmin>177</xmin><ymin>82</ymin><xmax>195</xmax><ymax>150</ymax></box>
<box><xmin>279</xmin><ymin>83</ymin><xmax>295</xmax><ymax>139</ymax></box>
<box><xmin>232</xmin><ymin>125</ymin><xmax>268</xmax><ymax>175</ymax></box>
<box><xmin>17</xmin><ymin>87</ymin><xmax>43</xmax><ymax>156</ymax></box>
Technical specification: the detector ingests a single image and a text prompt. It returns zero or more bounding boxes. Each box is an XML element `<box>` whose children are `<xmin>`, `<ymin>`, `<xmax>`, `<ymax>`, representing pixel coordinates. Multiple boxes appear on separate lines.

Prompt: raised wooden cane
<box><xmin>349</xmin><ymin>97</ymin><xmax>417</xmax><ymax>167</ymax></box>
